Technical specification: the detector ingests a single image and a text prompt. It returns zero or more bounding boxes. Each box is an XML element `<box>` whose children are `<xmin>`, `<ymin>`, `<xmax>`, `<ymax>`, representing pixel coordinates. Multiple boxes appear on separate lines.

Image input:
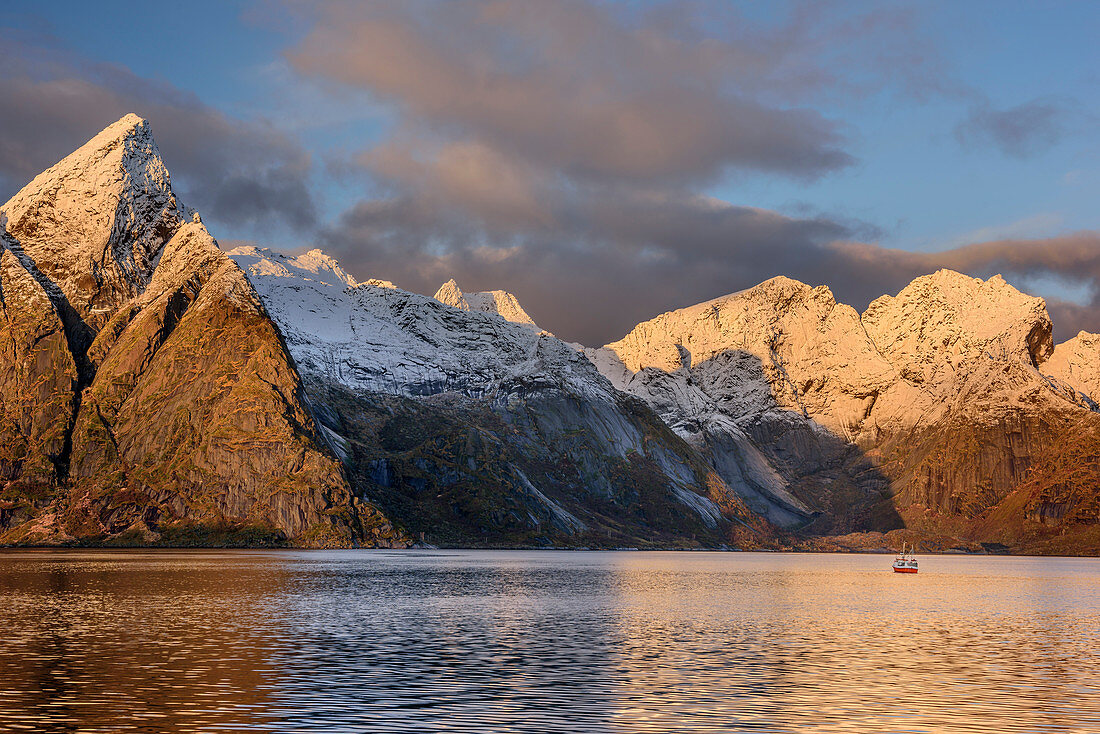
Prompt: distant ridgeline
<box><xmin>1</xmin><ymin>116</ymin><xmax>1098</xmax><ymax>553</ymax></box>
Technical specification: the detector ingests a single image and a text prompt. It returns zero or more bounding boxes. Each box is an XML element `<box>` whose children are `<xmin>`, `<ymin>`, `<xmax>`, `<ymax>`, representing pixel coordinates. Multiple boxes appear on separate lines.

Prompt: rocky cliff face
<box><xmin>0</xmin><ymin>248</ymin><xmax>78</xmax><ymax>490</ymax></box>
<box><xmin>587</xmin><ymin>270</ymin><xmax>1100</xmax><ymax>550</ymax></box>
<box><xmin>230</xmin><ymin>246</ymin><xmax>766</xmax><ymax>547</ymax></box>
<box><xmin>0</xmin><ymin>116</ymin><xmax>403</xmax><ymax>547</ymax></box>
<box><xmin>1043</xmin><ymin>331</ymin><xmax>1100</xmax><ymax>406</ymax></box>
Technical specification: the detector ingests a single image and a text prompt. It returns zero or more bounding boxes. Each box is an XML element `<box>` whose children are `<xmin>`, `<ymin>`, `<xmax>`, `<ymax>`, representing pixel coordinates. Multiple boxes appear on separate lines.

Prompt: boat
<box><xmin>892</xmin><ymin>542</ymin><xmax>918</xmax><ymax>573</ymax></box>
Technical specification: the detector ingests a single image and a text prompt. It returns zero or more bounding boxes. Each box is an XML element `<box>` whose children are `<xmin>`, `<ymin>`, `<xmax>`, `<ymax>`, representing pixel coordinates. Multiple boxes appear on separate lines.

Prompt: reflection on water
<box><xmin>1</xmin><ymin>551</ymin><xmax>1098</xmax><ymax>733</ymax></box>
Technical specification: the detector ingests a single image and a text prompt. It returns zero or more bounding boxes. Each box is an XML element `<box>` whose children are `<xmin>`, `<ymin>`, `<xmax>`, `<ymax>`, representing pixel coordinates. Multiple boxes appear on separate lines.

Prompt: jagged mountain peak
<box><xmin>862</xmin><ymin>268</ymin><xmax>1054</xmax><ymax>369</ymax></box>
<box><xmin>601</xmin><ymin>272</ymin><xmax>859</xmax><ymax>376</ymax></box>
<box><xmin>433</xmin><ymin>278</ymin><xmax>468</xmax><ymax>310</ymax></box>
<box><xmin>433</xmin><ymin>278</ymin><xmax>540</xmax><ymax>330</ymax></box>
<box><xmin>1043</xmin><ymin>330</ymin><xmax>1100</xmax><ymax>405</ymax></box>
<box><xmin>229</xmin><ymin>245</ymin><xmax>358</xmax><ymax>289</ymax></box>
<box><xmin>744</xmin><ymin>274</ymin><xmax>817</xmax><ymax>296</ymax></box>
<box><xmin>296</xmin><ymin>248</ymin><xmax>359</xmax><ymax>287</ymax></box>
<box><xmin>0</xmin><ymin>113</ymin><xmax>186</xmax><ymax>318</ymax></box>
<box><xmin>3</xmin><ymin>113</ymin><xmax>169</xmax><ymax>216</ymax></box>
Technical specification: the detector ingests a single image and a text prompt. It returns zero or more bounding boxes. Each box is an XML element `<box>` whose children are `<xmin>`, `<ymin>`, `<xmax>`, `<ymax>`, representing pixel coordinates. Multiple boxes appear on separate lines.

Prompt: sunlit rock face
<box><xmin>0</xmin><ymin>116</ymin><xmax>184</xmax><ymax>359</ymax></box>
<box><xmin>1043</xmin><ymin>331</ymin><xmax>1100</xmax><ymax>407</ymax></box>
<box><xmin>587</xmin><ymin>269</ymin><xmax>1100</xmax><ymax>549</ymax></box>
<box><xmin>0</xmin><ymin>116</ymin><xmax>404</xmax><ymax>548</ymax></box>
<box><xmin>231</xmin><ymin>246</ymin><xmax>767</xmax><ymax>547</ymax></box>
<box><xmin>433</xmin><ymin>278</ymin><xmax>541</xmax><ymax>331</ymax></box>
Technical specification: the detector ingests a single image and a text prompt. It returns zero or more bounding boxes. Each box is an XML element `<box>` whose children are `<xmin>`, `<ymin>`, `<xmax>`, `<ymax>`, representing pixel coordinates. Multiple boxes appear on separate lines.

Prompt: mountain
<box><xmin>229</xmin><ymin>246</ymin><xmax>766</xmax><ymax>547</ymax></box>
<box><xmin>585</xmin><ymin>276</ymin><xmax>895</xmax><ymax>530</ymax></box>
<box><xmin>433</xmin><ymin>279</ymin><xmax>541</xmax><ymax>331</ymax></box>
<box><xmin>3</xmin><ymin>115</ymin><xmax>1096</xmax><ymax>553</ymax></box>
<box><xmin>587</xmin><ymin>270</ymin><xmax>1100</xmax><ymax>553</ymax></box>
<box><xmin>1044</xmin><ymin>331</ymin><xmax>1100</xmax><ymax>406</ymax></box>
<box><xmin>0</xmin><ymin>116</ymin><xmax>404</xmax><ymax>547</ymax></box>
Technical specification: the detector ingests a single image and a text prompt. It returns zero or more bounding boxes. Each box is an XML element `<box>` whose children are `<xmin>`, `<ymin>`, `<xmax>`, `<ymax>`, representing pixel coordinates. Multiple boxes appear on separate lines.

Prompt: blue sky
<box><xmin>2</xmin><ymin>1</ymin><xmax>1098</xmax><ymax>343</ymax></box>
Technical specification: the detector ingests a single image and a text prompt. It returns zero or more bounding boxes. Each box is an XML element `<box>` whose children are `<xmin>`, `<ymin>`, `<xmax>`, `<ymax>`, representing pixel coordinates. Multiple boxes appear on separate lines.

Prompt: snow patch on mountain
<box><xmin>433</xmin><ymin>278</ymin><xmax>541</xmax><ymax>331</ymax></box>
<box><xmin>230</xmin><ymin>247</ymin><xmax>609</xmax><ymax>401</ymax></box>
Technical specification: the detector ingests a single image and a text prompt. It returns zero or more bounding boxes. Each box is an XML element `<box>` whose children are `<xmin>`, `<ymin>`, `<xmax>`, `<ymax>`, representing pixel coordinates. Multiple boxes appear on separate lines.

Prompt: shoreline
<box><xmin>3</xmin><ymin>545</ymin><xmax>1098</xmax><ymax>559</ymax></box>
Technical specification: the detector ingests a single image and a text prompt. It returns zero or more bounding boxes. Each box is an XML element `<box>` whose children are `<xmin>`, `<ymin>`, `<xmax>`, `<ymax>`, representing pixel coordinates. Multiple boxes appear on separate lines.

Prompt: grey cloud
<box><xmin>289</xmin><ymin>0</ymin><xmax>862</xmax><ymax>184</ymax></box>
<box><xmin>320</xmin><ymin>185</ymin><xmax>1100</xmax><ymax>346</ymax></box>
<box><xmin>829</xmin><ymin>233</ymin><xmax>1100</xmax><ymax>341</ymax></box>
<box><xmin>285</xmin><ymin>0</ymin><xmax>1000</xmax><ymax>345</ymax></box>
<box><xmin>317</xmin><ymin>186</ymin><xmax>861</xmax><ymax>345</ymax></box>
<box><xmin>955</xmin><ymin>98</ymin><xmax>1073</xmax><ymax>158</ymax></box>
<box><xmin>0</xmin><ymin>29</ymin><xmax>317</xmax><ymax>233</ymax></box>
<box><xmin>292</xmin><ymin>2</ymin><xmax>1099</xmax><ymax>345</ymax></box>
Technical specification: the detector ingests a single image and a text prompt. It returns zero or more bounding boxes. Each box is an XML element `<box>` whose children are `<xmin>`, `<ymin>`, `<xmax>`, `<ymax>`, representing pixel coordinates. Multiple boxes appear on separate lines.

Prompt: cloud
<box><xmin>316</xmin><ymin>188</ymin><xmax>858</xmax><ymax>345</ymax></box>
<box><xmin>318</xmin><ymin>182</ymin><xmax>1100</xmax><ymax>346</ymax></box>
<box><xmin>10</xmin><ymin>6</ymin><xmax>1092</xmax><ymax>347</ymax></box>
<box><xmin>0</xmin><ymin>28</ymin><xmax>317</xmax><ymax>233</ymax></box>
<box><xmin>828</xmin><ymin>232</ymin><xmax>1100</xmax><ymax>341</ymax></box>
<box><xmin>282</xmin><ymin>1</ymin><xmax>1099</xmax><ymax>345</ymax></box>
<box><xmin>955</xmin><ymin>98</ymin><xmax>1074</xmax><ymax>158</ymax></box>
<box><xmin>288</xmin><ymin>0</ymin><xmax>867</xmax><ymax>184</ymax></box>
<box><xmin>942</xmin><ymin>213</ymin><xmax>1064</xmax><ymax>249</ymax></box>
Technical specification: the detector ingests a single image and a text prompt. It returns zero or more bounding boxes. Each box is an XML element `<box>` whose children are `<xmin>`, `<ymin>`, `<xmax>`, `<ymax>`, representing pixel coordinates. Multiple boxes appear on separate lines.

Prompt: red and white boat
<box><xmin>892</xmin><ymin>542</ymin><xmax>918</xmax><ymax>573</ymax></box>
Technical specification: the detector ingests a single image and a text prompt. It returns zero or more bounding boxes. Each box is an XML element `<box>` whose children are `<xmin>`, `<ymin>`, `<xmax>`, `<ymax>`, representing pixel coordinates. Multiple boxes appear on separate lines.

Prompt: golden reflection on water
<box><xmin>0</xmin><ymin>550</ymin><xmax>1098</xmax><ymax>733</ymax></box>
<box><xmin>0</xmin><ymin>551</ymin><xmax>283</xmax><ymax>732</ymax></box>
<box><xmin>604</xmin><ymin>553</ymin><xmax>1100</xmax><ymax>733</ymax></box>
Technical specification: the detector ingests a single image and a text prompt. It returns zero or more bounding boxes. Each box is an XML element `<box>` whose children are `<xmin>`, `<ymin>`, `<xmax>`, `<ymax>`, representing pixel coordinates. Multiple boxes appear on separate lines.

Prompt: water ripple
<box><xmin>1</xmin><ymin>550</ymin><xmax>1098</xmax><ymax>733</ymax></box>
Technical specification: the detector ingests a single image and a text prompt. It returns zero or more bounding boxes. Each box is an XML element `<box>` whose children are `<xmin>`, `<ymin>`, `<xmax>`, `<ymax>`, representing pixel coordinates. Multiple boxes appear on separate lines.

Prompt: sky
<box><xmin>1</xmin><ymin>0</ymin><xmax>1097</xmax><ymax>345</ymax></box>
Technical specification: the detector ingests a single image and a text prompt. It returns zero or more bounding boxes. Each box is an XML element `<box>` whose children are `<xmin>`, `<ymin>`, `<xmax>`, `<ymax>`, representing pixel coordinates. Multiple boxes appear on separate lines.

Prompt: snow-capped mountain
<box><xmin>229</xmin><ymin>246</ymin><xmax>764</xmax><ymax>545</ymax></box>
<box><xmin>433</xmin><ymin>279</ymin><xmax>541</xmax><ymax>331</ymax></box>
<box><xmin>1</xmin><ymin>115</ymin><xmax>185</xmax><ymax>327</ymax></box>
<box><xmin>4</xmin><ymin>114</ymin><xmax>1097</xmax><ymax>553</ymax></box>
<box><xmin>586</xmin><ymin>268</ymin><xmax>1100</xmax><ymax>549</ymax></box>
<box><xmin>229</xmin><ymin>247</ymin><xmax>592</xmax><ymax>399</ymax></box>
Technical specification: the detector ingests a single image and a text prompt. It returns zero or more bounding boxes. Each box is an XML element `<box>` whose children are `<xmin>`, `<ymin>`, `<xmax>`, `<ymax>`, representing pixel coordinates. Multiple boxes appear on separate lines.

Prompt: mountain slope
<box><xmin>0</xmin><ymin>116</ymin><xmax>403</xmax><ymax>547</ymax></box>
<box><xmin>587</xmin><ymin>270</ymin><xmax>1100</xmax><ymax>551</ymax></box>
<box><xmin>230</xmin><ymin>246</ymin><xmax>767</xmax><ymax>547</ymax></box>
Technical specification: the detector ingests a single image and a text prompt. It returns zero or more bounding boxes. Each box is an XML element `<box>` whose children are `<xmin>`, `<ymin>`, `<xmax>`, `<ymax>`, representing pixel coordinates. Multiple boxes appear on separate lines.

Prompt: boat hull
<box><xmin>892</xmin><ymin>566</ymin><xmax>918</xmax><ymax>573</ymax></box>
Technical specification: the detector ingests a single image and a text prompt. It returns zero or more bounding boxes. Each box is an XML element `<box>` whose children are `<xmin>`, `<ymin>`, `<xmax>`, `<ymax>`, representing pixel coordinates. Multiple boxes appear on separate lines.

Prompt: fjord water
<box><xmin>1</xmin><ymin>551</ymin><xmax>1098</xmax><ymax>733</ymax></box>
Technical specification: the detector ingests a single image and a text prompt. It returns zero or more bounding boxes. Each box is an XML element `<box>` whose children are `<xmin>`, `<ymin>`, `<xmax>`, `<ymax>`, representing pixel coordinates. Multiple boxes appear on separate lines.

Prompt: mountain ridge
<box><xmin>2</xmin><ymin>114</ymin><xmax>1097</xmax><ymax>553</ymax></box>
<box><xmin>232</xmin><ymin>238</ymin><xmax>1100</xmax><ymax>551</ymax></box>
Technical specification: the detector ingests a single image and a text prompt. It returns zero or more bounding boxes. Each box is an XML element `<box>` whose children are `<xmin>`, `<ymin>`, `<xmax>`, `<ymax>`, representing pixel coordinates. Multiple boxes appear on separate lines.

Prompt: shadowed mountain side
<box><xmin>232</xmin><ymin>246</ymin><xmax>776</xmax><ymax>548</ymax></box>
<box><xmin>301</xmin><ymin>373</ymin><xmax>769</xmax><ymax>549</ymax></box>
<box><xmin>871</xmin><ymin>409</ymin><xmax>1100</xmax><ymax>553</ymax></box>
<box><xmin>593</xmin><ymin>347</ymin><xmax>902</xmax><ymax>534</ymax></box>
<box><xmin>968</xmin><ymin>413</ymin><xmax>1100</xmax><ymax>554</ymax></box>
